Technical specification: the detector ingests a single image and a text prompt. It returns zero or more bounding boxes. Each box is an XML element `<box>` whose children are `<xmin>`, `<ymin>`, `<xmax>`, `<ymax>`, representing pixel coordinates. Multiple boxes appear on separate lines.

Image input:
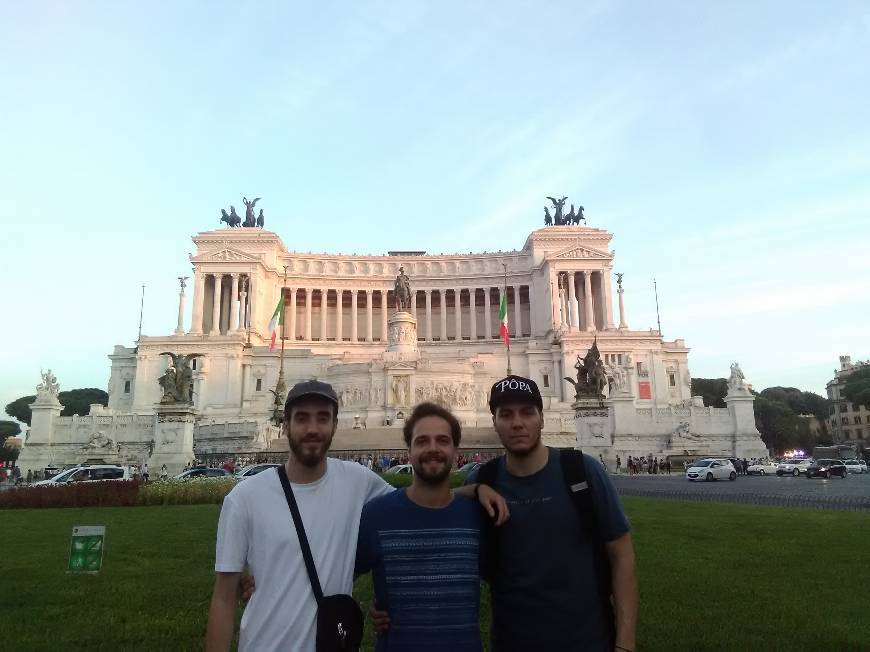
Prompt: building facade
<box><xmin>826</xmin><ymin>355</ymin><xmax>870</xmax><ymax>452</ymax></box>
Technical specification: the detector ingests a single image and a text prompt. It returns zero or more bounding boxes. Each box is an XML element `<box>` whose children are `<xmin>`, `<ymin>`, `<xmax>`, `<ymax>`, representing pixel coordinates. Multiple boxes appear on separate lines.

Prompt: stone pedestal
<box><xmin>149</xmin><ymin>404</ymin><xmax>196</xmax><ymax>475</ymax></box>
<box><xmin>17</xmin><ymin>390</ymin><xmax>64</xmax><ymax>475</ymax></box>
<box><xmin>725</xmin><ymin>390</ymin><xmax>768</xmax><ymax>458</ymax></box>
<box><xmin>387</xmin><ymin>312</ymin><xmax>417</xmax><ymax>353</ymax></box>
<box><xmin>574</xmin><ymin>398</ymin><xmax>612</xmax><ymax>453</ymax></box>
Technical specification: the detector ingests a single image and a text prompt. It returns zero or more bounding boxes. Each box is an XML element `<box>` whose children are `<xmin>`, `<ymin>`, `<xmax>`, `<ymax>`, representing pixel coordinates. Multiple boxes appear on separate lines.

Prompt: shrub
<box><xmin>138</xmin><ymin>477</ymin><xmax>237</xmax><ymax>506</ymax></box>
<box><xmin>0</xmin><ymin>480</ymin><xmax>141</xmax><ymax>509</ymax></box>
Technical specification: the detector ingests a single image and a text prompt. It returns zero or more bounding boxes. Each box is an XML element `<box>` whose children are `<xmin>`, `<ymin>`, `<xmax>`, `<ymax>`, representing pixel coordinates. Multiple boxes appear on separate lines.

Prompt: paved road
<box><xmin>611</xmin><ymin>472</ymin><xmax>870</xmax><ymax>511</ymax></box>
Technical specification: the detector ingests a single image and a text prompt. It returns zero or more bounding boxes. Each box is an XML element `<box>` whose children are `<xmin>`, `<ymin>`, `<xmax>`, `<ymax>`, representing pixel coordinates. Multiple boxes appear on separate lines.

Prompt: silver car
<box><xmin>686</xmin><ymin>459</ymin><xmax>737</xmax><ymax>482</ymax></box>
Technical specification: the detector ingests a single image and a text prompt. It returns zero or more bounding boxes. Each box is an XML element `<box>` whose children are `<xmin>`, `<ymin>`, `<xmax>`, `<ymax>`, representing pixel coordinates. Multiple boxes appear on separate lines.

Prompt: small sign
<box><xmin>68</xmin><ymin>526</ymin><xmax>106</xmax><ymax>573</ymax></box>
<box><xmin>638</xmin><ymin>381</ymin><xmax>652</xmax><ymax>400</ymax></box>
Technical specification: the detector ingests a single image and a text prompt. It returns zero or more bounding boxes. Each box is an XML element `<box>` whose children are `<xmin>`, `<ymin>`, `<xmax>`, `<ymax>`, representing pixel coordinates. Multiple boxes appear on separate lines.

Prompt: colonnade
<box><xmin>555</xmin><ymin>270</ymin><xmax>614</xmax><ymax>332</ymax></box>
<box><xmin>188</xmin><ymin>272</ymin><xmax>252</xmax><ymax>336</ymax></box>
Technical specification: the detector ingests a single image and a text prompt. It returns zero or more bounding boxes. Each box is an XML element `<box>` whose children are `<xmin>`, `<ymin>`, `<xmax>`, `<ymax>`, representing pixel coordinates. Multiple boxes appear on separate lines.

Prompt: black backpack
<box><xmin>476</xmin><ymin>449</ymin><xmax>614</xmax><ymax>635</ymax></box>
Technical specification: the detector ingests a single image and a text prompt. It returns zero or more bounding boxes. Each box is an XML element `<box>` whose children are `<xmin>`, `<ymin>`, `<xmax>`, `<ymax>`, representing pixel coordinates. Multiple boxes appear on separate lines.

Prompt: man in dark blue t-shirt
<box><xmin>356</xmin><ymin>402</ymin><xmax>483</xmax><ymax>652</ymax></box>
<box><xmin>468</xmin><ymin>375</ymin><xmax>638</xmax><ymax>652</ymax></box>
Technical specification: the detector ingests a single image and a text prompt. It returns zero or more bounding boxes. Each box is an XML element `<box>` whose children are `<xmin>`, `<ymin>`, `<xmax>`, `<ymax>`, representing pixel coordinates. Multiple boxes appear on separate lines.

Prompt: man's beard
<box><xmin>288</xmin><ymin>432</ymin><xmax>334</xmax><ymax>467</ymax></box>
<box><xmin>412</xmin><ymin>452</ymin><xmax>452</xmax><ymax>485</ymax></box>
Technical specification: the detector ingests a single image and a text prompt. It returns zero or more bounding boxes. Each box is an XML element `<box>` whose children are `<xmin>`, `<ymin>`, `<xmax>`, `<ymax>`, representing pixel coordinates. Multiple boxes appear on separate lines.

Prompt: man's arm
<box><xmin>206</xmin><ymin>572</ymin><xmax>241</xmax><ymax>652</ymax></box>
<box><xmin>605</xmin><ymin>532</ymin><xmax>637</xmax><ymax>652</ymax></box>
<box><xmin>454</xmin><ymin>483</ymin><xmax>509</xmax><ymax>525</ymax></box>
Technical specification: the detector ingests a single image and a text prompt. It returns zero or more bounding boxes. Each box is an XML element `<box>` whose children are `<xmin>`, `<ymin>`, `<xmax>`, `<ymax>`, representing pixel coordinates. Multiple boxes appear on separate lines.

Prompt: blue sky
<box><xmin>2</xmin><ymin>1</ymin><xmax>869</xmax><ymax>416</ymax></box>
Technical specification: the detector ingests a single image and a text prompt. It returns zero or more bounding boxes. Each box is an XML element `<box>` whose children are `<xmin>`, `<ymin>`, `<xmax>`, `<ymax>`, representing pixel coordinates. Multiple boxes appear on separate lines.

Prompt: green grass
<box><xmin>2</xmin><ymin>499</ymin><xmax>867</xmax><ymax>651</ymax></box>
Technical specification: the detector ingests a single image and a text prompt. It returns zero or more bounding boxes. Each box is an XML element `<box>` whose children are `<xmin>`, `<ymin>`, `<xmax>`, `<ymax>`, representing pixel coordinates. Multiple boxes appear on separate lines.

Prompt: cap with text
<box><xmin>488</xmin><ymin>375</ymin><xmax>543</xmax><ymax>413</ymax></box>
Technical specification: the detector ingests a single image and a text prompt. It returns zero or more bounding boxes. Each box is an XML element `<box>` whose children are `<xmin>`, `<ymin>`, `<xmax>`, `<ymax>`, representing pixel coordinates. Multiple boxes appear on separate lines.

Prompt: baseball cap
<box><xmin>489</xmin><ymin>375</ymin><xmax>543</xmax><ymax>414</ymax></box>
<box><xmin>284</xmin><ymin>380</ymin><xmax>339</xmax><ymax>411</ymax></box>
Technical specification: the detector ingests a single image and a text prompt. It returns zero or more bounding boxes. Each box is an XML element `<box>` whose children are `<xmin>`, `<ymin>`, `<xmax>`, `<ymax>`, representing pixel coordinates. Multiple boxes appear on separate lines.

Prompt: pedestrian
<box><xmin>207</xmin><ymin>380</ymin><xmax>506</xmax><ymax>651</ymax></box>
<box><xmin>616</xmin><ymin>455</ymin><xmax>622</xmax><ymax>474</ymax></box>
<box><xmin>356</xmin><ymin>402</ymin><xmax>484</xmax><ymax>650</ymax></box>
<box><xmin>665</xmin><ymin>459</ymin><xmax>671</xmax><ymax>475</ymax></box>
<box><xmin>26</xmin><ymin>468</ymin><xmax>33</xmax><ymax>484</ymax></box>
<box><xmin>470</xmin><ymin>375</ymin><xmax>636</xmax><ymax>651</ymax></box>
<box><xmin>142</xmin><ymin>463</ymin><xmax>149</xmax><ymax>483</ymax></box>
<box><xmin>599</xmin><ymin>453</ymin><xmax>607</xmax><ymax>471</ymax></box>
<box><xmin>160</xmin><ymin>464</ymin><xmax>168</xmax><ymax>481</ymax></box>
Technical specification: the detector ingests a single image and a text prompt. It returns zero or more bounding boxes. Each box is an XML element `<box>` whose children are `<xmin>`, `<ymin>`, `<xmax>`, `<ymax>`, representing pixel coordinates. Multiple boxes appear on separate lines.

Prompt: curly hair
<box><xmin>402</xmin><ymin>402</ymin><xmax>462</xmax><ymax>448</ymax></box>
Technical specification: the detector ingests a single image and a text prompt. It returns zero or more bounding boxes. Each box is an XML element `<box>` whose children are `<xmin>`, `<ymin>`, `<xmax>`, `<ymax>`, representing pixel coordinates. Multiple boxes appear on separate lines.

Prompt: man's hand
<box><xmin>477</xmin><ymin>484</ymin><xmax>510</xmax><ymax>526</ymax></box>
<box><xmin>239</xmin><ymin>574</ymin><xmax>255</xmax><ymax>603</ymax></box>
<box><xmin>369</xmin><ymin>601</ymin><xmax>390</xmax><ymax>634</ymax></box>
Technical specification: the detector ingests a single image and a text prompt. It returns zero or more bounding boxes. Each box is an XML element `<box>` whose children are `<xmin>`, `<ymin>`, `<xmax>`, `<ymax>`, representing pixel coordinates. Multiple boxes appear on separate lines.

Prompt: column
<box><xmin>454</xmin><ymin>289</ymin><xmax>462</xmax><ymax>340</ymax></box>
<box><xmin>350</xmin><ymin>290</ymin><xmax>358</xmax><ymax>342</ymax></box>
<box><xmin>210</xmin><ymin>274</ymin><xmax>221</xmax><ymax>335</ymax></box>
<box><xmin>335</xmin><ymin>290</ymin><xmax>343</xmax><ymax>341</ymax></box>
<box><xmin>552</xmin><ymin>352</ymin><xmax>564</xmax><ymax>401</ymax></box>
<box><xmin>603</xmin><ymin>271</ymin><xmax>615</xmax><ymax>330</ymax></box>
<box><xmin>469</xmin><ymin>288</ymin><xmax>477</xmax><ymax>340</ymax></box>
<box><xmin>618</xmin><ymin>284</ymin><xmax>627</xmax><ymax>329</ymax></box>
<box><xmin>288</xmin><ymin>288</ymin><xmax>297</xmax><ymax>341</ymax></box>
<box><xmin>513</xmin><ymin>285</ymin><xmax>522</xmax><ymax>337</ymax></box>
<box><xmin>381</xmin><ymin>289</ymin><xmax>389</xmax><ymax>341</ymax></box>
<box><xmin>425</xmin><ymin>290</ymin><xmax>433</xmax><ymax>342</ymax></box>
<box><xmin>435</xmin><ymin>290</ymin><xmax>445</xmax><ymax>341</ymax></box>
<box><xmin>175</xmin><ymin>279</ymin><xmax>187</xmax><ymax>336</ymax></box>
<box><xmin>365</xmin><ymin>290</ymin><xmax>373</xmax><ymax>342</ymax></box>
<box><xmin>319</xmin><ymin>288</ymin><xmax>328</xmax><ymax>341</ymax></box>
<box><xmin>189</xmin><ymin>271</ymin><xmax>204</xmax><ymax>335</ymax></box>
<box><xmin>483</xmin><ymin>287</ymin><xmax>492</xmax><ymax>339</ymax></box>
<box><xmin>558</xmin><ymin>276</ymin><xmax>567</xmax><ymax>327</ymax></box>
<box><xmin>229</xmin><ymin>274</ymin><xmax>240</xmax><ymax>332</ymax></box>
<box><xmin>584</xmin><ymin>272</ymin><xmax>594</xmax><ymax>331</ymax></box>
<box><xmin>410</xmin><ymin>290</ymin><xmax>417</xmax><ymax>322</ymax></box>
<box><xmin>248</xmin><ymin>273</ymin><xmax>256</xmax><ymax>334</ymax></box>
<box><xmin>567</xmin><ymin>272</ymin><xmax>579</xmax><ymax>330</ymax></box>
<box><xmin>238</xmin><ymin>282</ymin><xmax>247</xmax><ymax>331</ymax></box>
<box><xmin>304</xmin><ymin>288</ymin><xmax>313</xmax><ymax>341</ymax></box>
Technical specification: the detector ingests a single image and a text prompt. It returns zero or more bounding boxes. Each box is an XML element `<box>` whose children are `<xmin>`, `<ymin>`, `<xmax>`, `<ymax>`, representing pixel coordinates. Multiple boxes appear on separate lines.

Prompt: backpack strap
<box><xmin>475</xmin><ymin>455</ymin><xmax>502</xmax><ymax>488</ymax></box>
<box><xmin>474</xmin><ymin>455</ymin><xmax>503</xmax><ymax>583</ymax></box>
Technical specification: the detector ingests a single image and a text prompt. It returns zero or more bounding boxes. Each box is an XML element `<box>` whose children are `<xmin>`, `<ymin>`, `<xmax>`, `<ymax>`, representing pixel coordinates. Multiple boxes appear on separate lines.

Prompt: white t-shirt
<box><xmin>214</xmin><ymin>458</ymin><xmax>393</xmax><ymax>651</ymax></box>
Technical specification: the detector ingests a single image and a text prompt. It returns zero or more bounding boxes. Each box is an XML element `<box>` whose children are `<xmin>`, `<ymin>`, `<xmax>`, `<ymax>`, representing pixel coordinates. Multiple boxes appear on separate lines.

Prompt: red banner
<box><xmin>638</xmin><ymin>381</ymin><xmax>651</xmax><ymax>399</ymax></box>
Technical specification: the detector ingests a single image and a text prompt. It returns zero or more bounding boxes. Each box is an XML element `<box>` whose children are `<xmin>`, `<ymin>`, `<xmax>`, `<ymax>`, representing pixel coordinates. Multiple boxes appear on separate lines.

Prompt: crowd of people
<box><xmin>622</xmin><ymin>455</ymin><xmax>673</xmax><ymax>475</ymax></box>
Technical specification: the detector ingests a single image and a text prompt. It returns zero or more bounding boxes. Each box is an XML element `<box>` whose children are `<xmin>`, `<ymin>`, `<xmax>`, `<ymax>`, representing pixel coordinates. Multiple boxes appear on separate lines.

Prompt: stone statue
<box><xmin>546</xmin><ymin>196</ymin><xmax>568</xmax><ymax>225</ymax></box>
<box><xmin>220</xmin><ymin>208</ymin><xmax>241</xmax><ymax>228</ymax></box>
<box><xmin>229</xmin><ymin>206</ymin><xmax>241</xmax><ymax>226</ymax></box>
<box><xmin>37</xmin><ymin>369</ymin><xmax>60</xmax><ymax>396</ymax></box>
<box><xmin>256</xmin><ymin>209</ymin><xmax>265</xmax><ymax>228</ymax></box>
<box><xmin>576</xmin><ymin>206</ymin><xmax>585</xmax><ymax>224</ymax></box>
<box><xmin>609</xmin><ymin>363</ymin><xmax>627</xmax><ymax>393</ymax></box>
<box><xmin>544</xmin><ymin>207</ymin><xmax>553</xmax><ymax>226</ymax></box>
<box><xmin>728</xmin><ymin>362</ymin><xmax>747</xmax><ymax>392</ymax></box>
<box><xmin>158</xmin><ymin>352</ymin><xmax>203</xmax><ymax>403</ymax></box>
<box><xmin>394</xmin><ymin>266</ymin><xmax>412</xmax><ymax>311</ymax></box>
<box><xmin>242</xmin><ymin>197</ymin><xmax>260</xmax><ymax>227</ymax></box>
<box><xmin>616</xmin><ymin>273</ymin><xmax>624</xmax><ymax>288</ymax></box>
<box><xmin>83</xmin><ymin>431</ymin><xmax>114</xmax><ymax>451</ymax></box>
<box><xmin>563</xmin><ymin>339</ymin><xmax>606</xmax><ymax>403</ymax></box>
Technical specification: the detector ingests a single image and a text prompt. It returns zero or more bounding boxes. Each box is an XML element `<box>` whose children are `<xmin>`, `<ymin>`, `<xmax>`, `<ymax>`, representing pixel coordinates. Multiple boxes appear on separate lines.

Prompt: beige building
<box><xmin>826</xmin><ymin>355</ymin><xmax>870</xmax><ymax>451</ymax></box>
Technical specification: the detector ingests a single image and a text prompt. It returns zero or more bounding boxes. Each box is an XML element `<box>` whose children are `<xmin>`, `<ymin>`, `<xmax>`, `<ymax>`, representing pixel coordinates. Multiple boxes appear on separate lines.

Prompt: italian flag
<box><xmin>268</xmin><ymin>294</ymin><xmax>284</xmax><ymax>351</ymax></box>
<box><xmin>498</xmin><ymin>291</ymin><xmax>509</xmax><ymax>346</ymax></box>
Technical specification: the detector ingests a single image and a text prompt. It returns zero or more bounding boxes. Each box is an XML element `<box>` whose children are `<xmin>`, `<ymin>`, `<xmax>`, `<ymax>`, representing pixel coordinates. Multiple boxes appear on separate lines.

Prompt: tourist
<box><xmin>616</xmin><ymin>455</ymin><xmax>622</xmax><ymax>474</ymax></box>
<box><xmin>356</xmin><ymin>402</ymin><xmax>483</xmax><ymax>650</ymax></box>
<box><xmin>469</xmin><ymin>376</ymin><xmax>636</xmax><ymax>651</ymax></box>
<box><xmin>26</xmin><ymin>468</ymin><xmax>33</xmax><ymax>484</ymax></box>
<box><xmin>142</xmin><ymin>463</ymin><xmax>149</xmax><ymax>483</ymax></box>
<box><xmin>160</xmin><ymin>464</ymin><xmax>168</xmax><ymax>481</ymax></box>
<box><xmin>206</xmin><ymin>380</ymin><xmax>506</xmax><ymax>652</ymax></box>
<box><xmin>599</xmin><ymin>453</ymin><xmax>607</xmax><ymax>471</ymax></box>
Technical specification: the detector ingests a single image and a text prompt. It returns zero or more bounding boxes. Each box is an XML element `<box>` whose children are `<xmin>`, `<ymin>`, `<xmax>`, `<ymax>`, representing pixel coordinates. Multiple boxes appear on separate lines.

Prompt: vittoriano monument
<box><xmin>544</xmin><ymin>195</ymin><xmax>585</xmax><ymax>226</ymax></box>
<box><xmin>157</xmin><ymin>352</ymin><xmax>203</xmax><ymax>404</ymax></box>
<box><xmin>220</xmin><ymin>196</ymin><xmax>265</xmax><ymax>228</ymax></box>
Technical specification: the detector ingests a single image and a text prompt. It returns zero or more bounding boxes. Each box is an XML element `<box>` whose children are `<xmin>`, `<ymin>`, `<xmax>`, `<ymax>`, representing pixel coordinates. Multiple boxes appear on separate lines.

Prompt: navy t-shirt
<box><xmin>355</xmin><ymin>490</ymin><xmax>482</xmax><ymax>652</ymax></box>
<box><xmin>467</xmin><ymin>448</ymin><xmax>630</xmax><ymax>652</ymax></box>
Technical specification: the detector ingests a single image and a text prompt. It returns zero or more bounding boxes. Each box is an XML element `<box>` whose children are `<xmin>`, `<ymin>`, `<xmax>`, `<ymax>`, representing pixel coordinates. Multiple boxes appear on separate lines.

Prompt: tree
<box><xmin>754</xmin><ymin>396</ymin><xmax>800</xmax><ymax>453</ymax></box>
<box><xmin>690</xmin><ymin>378</ymin><xmax>728</xmax><ymax>408</ymax></box>
<box><xmin>4</xmin><ymin>388</ymin><xmax>109</xmax><ymax>426</ymax></box>
<box><xmin>0</xmin><ymin>420</ymin><xmax>21</xmax><ymax>437</ymax></box>
<box><xmin>760</xmin><ymin>387</ymin><xmax>831</xmax><ymax>423</ymax></box>
<box><xmin>842</xmin><ymin>367</ymin><xmax>870</xmax><ymax>411</ymax></box>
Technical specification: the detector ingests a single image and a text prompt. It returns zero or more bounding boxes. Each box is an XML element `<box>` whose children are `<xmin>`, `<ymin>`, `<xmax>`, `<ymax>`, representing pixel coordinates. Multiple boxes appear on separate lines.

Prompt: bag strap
<box><xmin>276</xmin><ymin>464</ymin><xmax>324</xmax><ymax>604</ymax></box>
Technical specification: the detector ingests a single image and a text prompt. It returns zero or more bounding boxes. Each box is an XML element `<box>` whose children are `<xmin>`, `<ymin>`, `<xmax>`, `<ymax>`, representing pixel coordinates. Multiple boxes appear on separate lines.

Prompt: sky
<box><xmin>2</xmin><ymin>1</ymin><xmax>869</xmax><ymax>419</ymax></box>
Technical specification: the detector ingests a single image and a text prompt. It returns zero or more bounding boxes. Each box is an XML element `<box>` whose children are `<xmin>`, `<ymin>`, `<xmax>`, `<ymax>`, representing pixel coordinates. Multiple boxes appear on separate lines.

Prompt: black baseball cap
<box><xmin>489</xmin><ymin>375</ymin><xmax>543</xmax><ymax>414</ymax></box>
<box><xmin>284</xmin><ymin>380</ymin><xmax>339</xmax><ymax>411</ymax></box>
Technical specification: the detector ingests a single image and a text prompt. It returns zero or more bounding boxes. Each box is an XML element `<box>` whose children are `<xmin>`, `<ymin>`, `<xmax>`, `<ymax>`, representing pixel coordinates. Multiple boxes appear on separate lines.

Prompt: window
<box><xmin>829</xmin><ymin>405</ymin><xmax>836</xmax><ymax>415</ymax></box>
<box><xmin>668</xmin><ymin>373</ymin><xmax>676</xmax><ymax>387</ymax></box>
<box><xmin>256</xmin><ymin>378</ymin><xmax>262</xmax><ymax>392</ymax></box>
<box><xmin>843</xmin><ymin>429</ymin><xmax>851</xmax><ymax>439</ymax></box>
<box><xmin>542</xmin><ymin>374</ymin><xmax>549</xmax><ymax>388</ymax></box>
<box><xmin>124</xmin><ymin>380</ymin><xmax>131</xmax><ymax>394</ymax></box>
<box><xmin>841</xmin><ymin>417</ymin><xmax>848</xmax><ymax>425</ymax></box>
<box><xmin>192</xmin><ymin>359</ymin><xmax>197</xmax><ymax>370</ymax></box>
<box><xmin>855</xmin><ymin>416</ymin><xmax>862</xmax><ymax>424</ymax></box>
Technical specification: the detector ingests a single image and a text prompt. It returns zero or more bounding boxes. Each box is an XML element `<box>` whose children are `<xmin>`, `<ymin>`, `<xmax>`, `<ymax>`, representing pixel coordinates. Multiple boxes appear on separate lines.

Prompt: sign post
<box><xmin>68</xmin><ymin>526</ymin><xmax>106</xmax><ymax>573</ymax></box>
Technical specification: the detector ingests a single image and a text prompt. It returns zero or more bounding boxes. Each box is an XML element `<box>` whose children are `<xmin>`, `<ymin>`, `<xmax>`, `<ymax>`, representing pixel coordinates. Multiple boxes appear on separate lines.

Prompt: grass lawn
<box><xmin>2</xmin><ymin>499</ymin><xmax>867</xmax><ymax>651</ymax></box>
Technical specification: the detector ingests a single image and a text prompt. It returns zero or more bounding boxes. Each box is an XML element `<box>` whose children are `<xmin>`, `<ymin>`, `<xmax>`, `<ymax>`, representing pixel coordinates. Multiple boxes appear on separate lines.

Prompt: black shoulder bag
<box><xmin>276</xmin><ymin>465</ymin><xmax>364</xmax><ymax>652</ymax></box>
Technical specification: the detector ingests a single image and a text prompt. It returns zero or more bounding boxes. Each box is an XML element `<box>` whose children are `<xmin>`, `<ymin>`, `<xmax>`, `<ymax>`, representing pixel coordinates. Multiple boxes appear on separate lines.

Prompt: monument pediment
<box><xmin>192</xmin><ymin>248</ymin><xmax>260</xmax><ymax>263</ymax></box>
<box><xmin>550</xmin><ymin>244</ymin><xmax>612</xmax><ymax>260</ymax></box>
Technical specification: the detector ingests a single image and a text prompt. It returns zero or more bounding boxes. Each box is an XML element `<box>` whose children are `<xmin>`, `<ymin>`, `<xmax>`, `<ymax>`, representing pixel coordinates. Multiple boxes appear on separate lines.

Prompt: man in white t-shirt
<box><xmin>206</xmin><ymin>380</ymin><xmax>507</xmax><ymax>652</ymax></box>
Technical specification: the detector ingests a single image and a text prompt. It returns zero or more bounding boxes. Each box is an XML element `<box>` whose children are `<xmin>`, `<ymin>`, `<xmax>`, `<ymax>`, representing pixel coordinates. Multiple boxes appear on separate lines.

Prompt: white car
<box><xmin>747</xmin><ymin>461</ymin><xmax>778</xmax><ymax>476</ymax></box>
<box><xmin>32</xmin><ymin>465</ymin><xmax>131</xmax><ymax>485</ymax></box>
<box><xmin>861</xmin><ymin>460</ymin><xmax>869</xmax><ymax>473</ymax></box>
<box><xmin>686</xmin><ymin>459</ymin><xmax>736</xmax><ymax>482</ymax></box>
<box><xmin>384</xmin><ymin>464</ymin><xmax>413</xmax><ymax>475</ymax></box>
<box><xmin>235</xmin><ymin>463</ymin><xmax>281</xmax><ymax>480</ymax></box>
<box><xmin>776</xmin><ymin>459</ymin><xmax>812</xmax><ymax>477</ymax></box>
<box><xmin>843</xmin><ymin>459</ymin><xmax>864</xmax><ymax>474</ymax></box>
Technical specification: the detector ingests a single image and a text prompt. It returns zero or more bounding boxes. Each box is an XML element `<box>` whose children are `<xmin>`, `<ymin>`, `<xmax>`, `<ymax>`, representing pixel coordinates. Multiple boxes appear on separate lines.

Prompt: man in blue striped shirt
<box><xmin>355</xmin><ymin>402</ymin><xmax>483</xmax><ymax>652</ymax></box>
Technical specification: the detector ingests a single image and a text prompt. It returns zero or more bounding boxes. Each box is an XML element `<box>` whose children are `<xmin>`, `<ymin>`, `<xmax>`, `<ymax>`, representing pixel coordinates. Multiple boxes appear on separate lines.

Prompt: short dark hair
<box><xmin>402</xmin><ymin>402</ymin><xmax>461</xmax><ymax>448</ymax></box>
<box><xmin>284</xmin><ymin>398</ymin><xmax>336</xmax><ymax>424</ymax></box>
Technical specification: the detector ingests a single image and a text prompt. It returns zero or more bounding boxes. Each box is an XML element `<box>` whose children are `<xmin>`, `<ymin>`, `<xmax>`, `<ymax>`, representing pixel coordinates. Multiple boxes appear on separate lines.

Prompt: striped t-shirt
<box><xmin>355</xmin><ymin>489</ymin><xmax>482</xmax><ymax>652</ymax></box>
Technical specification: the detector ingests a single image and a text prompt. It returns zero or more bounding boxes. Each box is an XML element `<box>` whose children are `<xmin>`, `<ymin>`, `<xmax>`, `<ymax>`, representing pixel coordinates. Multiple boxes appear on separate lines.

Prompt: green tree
<box><xmin>754</xmin><ymin>396</ymin><xmax>800</xmax><ymax>453</ymax></box>
<box><xmin>690</xmin><ymin>378</ymin><xmax>728</xmax><ymax>408</ymax></box>
<box><xmin>0</xmin><ymin>420</ymin><xmax>21</xmax><ymax>437</ymax></box>
<box><xmin>842</xmin><ymin>367</ymin><xmax>870</xmax><ymax>411</ymax></box>
<box><xmin>5</xmin><ymin>388</ymin><xmax>109</xmax><ymax>426</ymax></box>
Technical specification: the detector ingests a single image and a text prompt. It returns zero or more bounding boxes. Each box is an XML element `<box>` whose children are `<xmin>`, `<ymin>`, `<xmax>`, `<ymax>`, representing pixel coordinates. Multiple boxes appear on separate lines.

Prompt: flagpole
<box><xmin>272</xmin><ymin>266</ymin><xmax>289</xmax><ymax>425</ymax></box>
<box><xmin>503</xmin><ymin>264</ymin><xmax>512</xmax><ymax>376</ymax></box>
<box><xmin>137</xmin><ymin>283</ymin><xmax>145</xmax><ymax>341</ymax></box>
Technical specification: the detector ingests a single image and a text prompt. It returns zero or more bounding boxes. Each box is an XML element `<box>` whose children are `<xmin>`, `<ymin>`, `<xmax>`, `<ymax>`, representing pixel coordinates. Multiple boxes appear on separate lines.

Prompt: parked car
<box><xmin>174</xmin><ymin>467</ymin><xmax>232</xmax><ymax>481</ymax></box>
<box><xmin>806</xmin><ymin>459</ymin><xmax>847</xmax><ymax>479</ymax></box>
<box><xmin>747</xmin><ymin>461</ymin><xmax>778</xmax><ymax>476</ymax></box>
<box><xmin>686</xmin><ymin>459</ymin><xmax>736</xmax><ymax>482</ymax></box>
<box><xmin>860</xmin><ymin>460</ymin><xmax>869</xmax><ymax>473</ymax></box>
<box><xmin>384</xmin><ymin>464</ymin><xmax>413</xmax><ymax>475</ymax></box>
<box><xmin>235</xmin><ymin>463</ymin><xmax>281</xmax><ymax>479</ymax></box>
<box><xmin>776</xmin><ymin>458</ymin><xmax>812</xmax><ymax>477</ymax></box>
<box><xmin>843</xmin><ymin>459</ymin><xmax>864</xmax><ymax>474</ymax></box>
<box><xmin>32</xmin><ymin>465</ymin><xmax>131</xmax><ymax>486</ymax></box>
<box><xmin>453</xmin><ymin>462</ymin><xmax>482</xmax><ymax>476</ymax></box>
